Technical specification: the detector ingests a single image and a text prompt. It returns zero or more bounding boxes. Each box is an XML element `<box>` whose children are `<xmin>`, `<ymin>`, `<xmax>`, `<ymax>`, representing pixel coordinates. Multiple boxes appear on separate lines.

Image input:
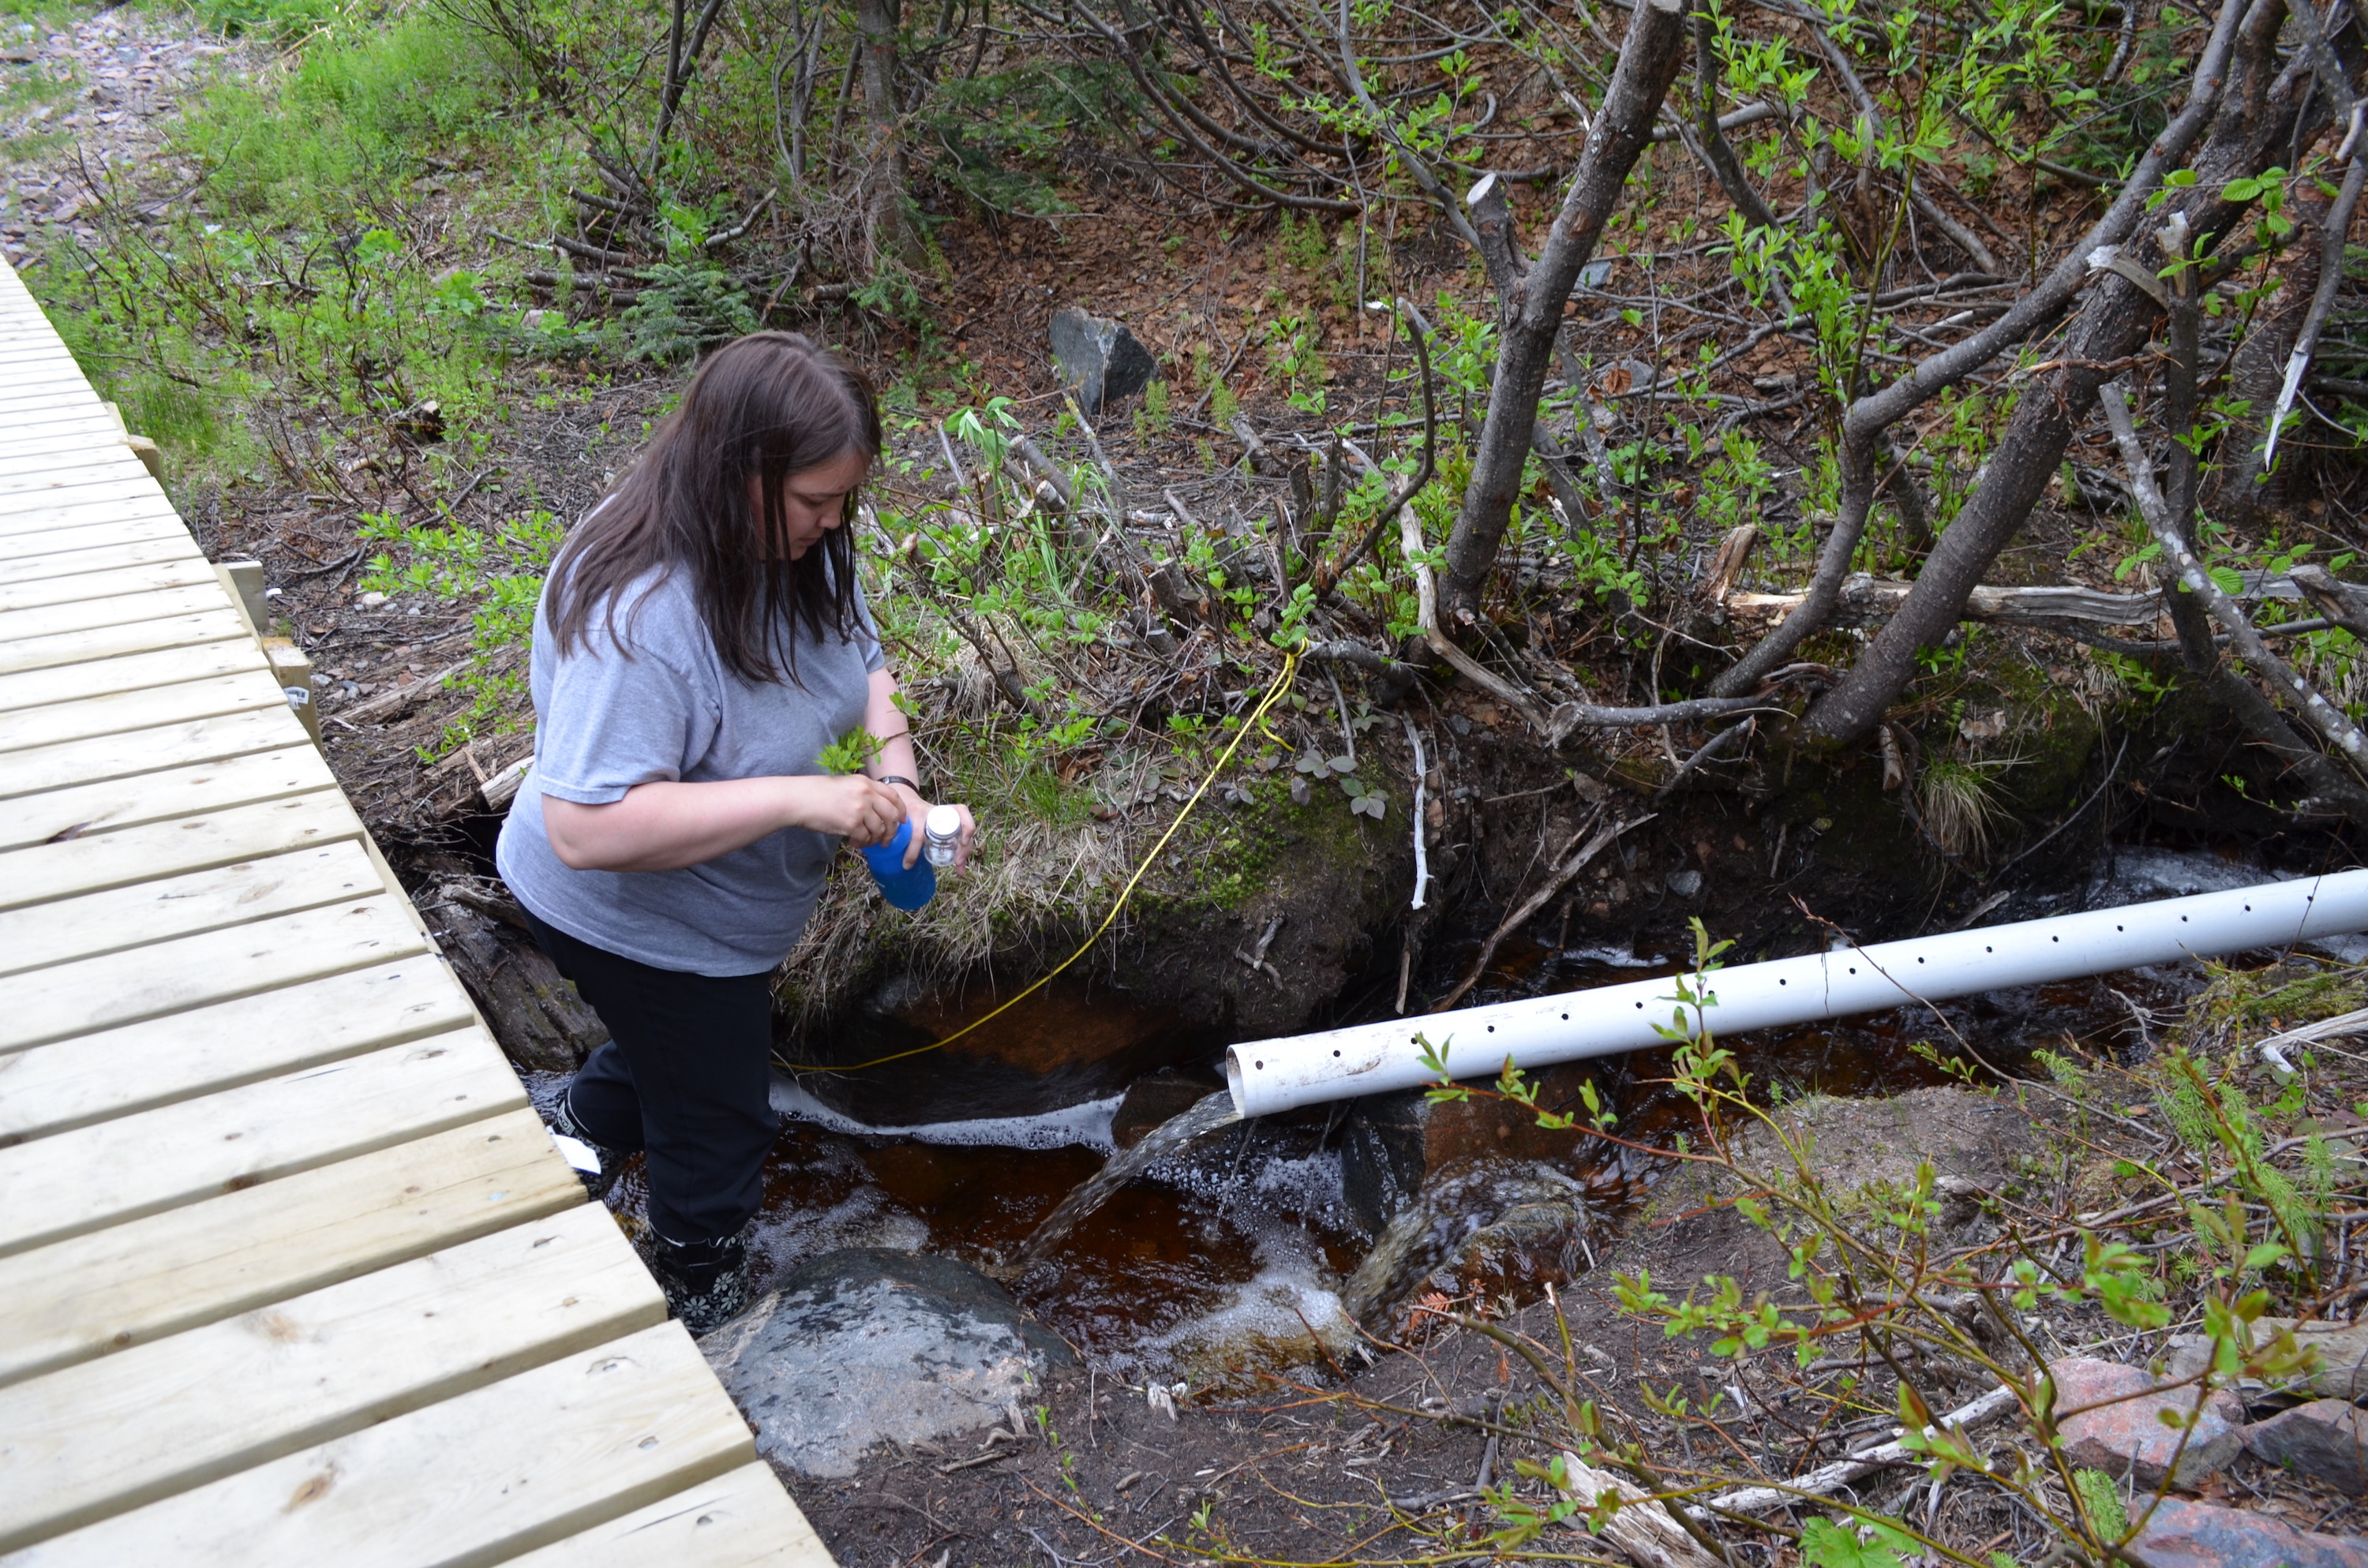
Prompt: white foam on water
<box><xmin>1563</xmin><ymin>941</ymin><xmax>1662</xmax><ymax>968</ymax></box>
<box><xmin>769</xmin><ymin>1072</ymin><xmax>1122</xmax><ymax>1151</ymax></box>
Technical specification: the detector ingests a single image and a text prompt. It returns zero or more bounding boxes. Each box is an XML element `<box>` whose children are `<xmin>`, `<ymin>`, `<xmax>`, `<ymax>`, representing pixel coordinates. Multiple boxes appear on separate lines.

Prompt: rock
<box><xmin>1339</xmin><ymin>1068</ymin><xmax>1596</xmax><ymax>1233</ymax></box>
<box><xmin>2054</xmin><ymin>1357</ymin><xmax>2244</xmax><ymax>1489</ymax></box>
<box><xmin>1049</xmin><ymin>307</ymin><xmax>1156</xmax><ymax>416</ymax></box>
<box><xmin>1665</xmin><ymin>869</ymin><xmax>1703</xmax><ymax>898</ymax></box>
<box><xmin>1112</xmin><ymin>1069</ymin><xmax>1223</xmax><ymax>1149</ymax></box>
<box><xmin>2130</xmin><ymin>1497</ymin><xmax>2368</xmax><ymax>1568</ymax></box>
<box><xmin>2246</xmin><ymin>1399</ymin><xmax>2368</xmax><ymax>1495</ymax></box>
<box><xmin>703</xmin><ymin>1248</ymin><xmax>1076</xmax><ymax>1478</ymax></box>
<box><xmin>1643</xmin><ymin>1087</ymin><xmax>2035</xmax><ymax>1229</ymax></box>
<box><xmin>2236</xmin><ymin>1319</ymin><xmax>2368</xmax><ymax>1401</ymax></box>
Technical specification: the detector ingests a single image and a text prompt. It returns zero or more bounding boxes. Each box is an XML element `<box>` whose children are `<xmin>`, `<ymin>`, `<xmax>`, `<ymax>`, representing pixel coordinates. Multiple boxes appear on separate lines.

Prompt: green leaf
<box><xmin>1800</xmin><ymin>1517</ymin><xmax>1909</xmax><ymax>1568</ymax></box>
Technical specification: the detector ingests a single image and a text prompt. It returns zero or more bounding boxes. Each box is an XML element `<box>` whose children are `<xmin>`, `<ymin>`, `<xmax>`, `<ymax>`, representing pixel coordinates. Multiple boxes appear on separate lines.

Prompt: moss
<box><xmin>1160</xmin><ymin>776</ymin><xmax>1394</xmax><ymax>914</ymax></box>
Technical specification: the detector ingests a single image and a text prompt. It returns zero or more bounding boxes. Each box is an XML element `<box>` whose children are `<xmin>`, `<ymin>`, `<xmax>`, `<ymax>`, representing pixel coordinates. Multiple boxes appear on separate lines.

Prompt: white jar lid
<box><xmin>924</xmin><ymin>803</ymin><xmax>963</xmax><ymax>836</ymax></box>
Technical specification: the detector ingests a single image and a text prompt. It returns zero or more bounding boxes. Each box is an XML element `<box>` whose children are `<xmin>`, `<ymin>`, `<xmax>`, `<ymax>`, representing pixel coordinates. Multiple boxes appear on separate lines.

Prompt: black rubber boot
<box><xmin>545</xmin><ymin>1087</ymin><xmax>624</xmax><ymax>1203</ymax></box>
<box><xmin>651</xmin><ymin>1229</ymin><xmax>751</xmax><ymax>1334</ymax></box>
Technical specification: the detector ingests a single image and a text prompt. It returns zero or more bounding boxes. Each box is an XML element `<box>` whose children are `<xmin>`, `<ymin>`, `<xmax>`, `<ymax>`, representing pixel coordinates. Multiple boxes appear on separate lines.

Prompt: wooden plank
<box><xmin>0</xmin><ymin>705</ymin><xmax>308</xmax><ymax>799</ymax></box>
<box><xmin>0</xmin><ymin>1207</ymin><xmax>665</xmax><ymax>1554</ymax></box>
<box><xmin>0</xmin><ymin>1027</ymin><xmax>523</xmax><ymax>1256</ymax></box>
<box><xmin>0</xmin><ymin>533</ymin><xmax>201</xmax><ymax>589</ymax></box>
<box><xmin>0</xmin><ymin>608</ymin><xmax>250</xmax><ymax>678</ymax></box>
<box><xmin>0</xmin><ymin>746</ymin><xmax>332</xmax><ymax>851</ymax></box>
<box><xmin>0</xmin><ymin>407</ymin><xmax>123</xmax><ymax>435</ymax></box>
<box><xmin>0</xmin><ymin>512</ymin><xmax>189</xmax><ymax>559</ymax></box>
<box><xmin>0</xmin><ymin>791</ymin><xmax>363</xmax><ymax>911</ymax></box>
<box><xmin>0</xmin><ymin>896</ymin><xmax>430</xmax><ymax>1053</ymax></box>
<box><xmin>0</xmin><ymin>668</ymin><xmax>289</xmax><ymax>755</ymax></box>
<box><xmin>0</xmin><ymin>556</ymin><xmax>219</xmax><ymax>612</ymax></box>
<box><xmin>0</xmin><ymin>459</ymin><xmax>153</xmax><ymax>500</ymax></box>
<box><xmin>0</xmin><ymin>1108</ymin><xmax>581</xmax><ymax>1387</ymax></box>
<box><xmin>0</xmin><ymin>638</ymin><xmax>268</xmax><ymax>716</ymax></box>
<box><xmin>0</xmin><ymin>1322</ymin><xmax>753</xmax><ymax>1568</ymax></box>
<box><xmin>0</xmin><ymin>581</ymin><xmax>226</xmax><ymax>642</ymax></box>
<box><xmin>0</xmin><ymin>436</ymin><xmax>146</xmax><ymax>468</ymax></box>
<box><xmin>0</xmin><ymin>957</ymin><xmax>479</xmax><ymax>1143</ymax></box>
<box><xmin>0</xmin><ymin>837</ymin><xmax>380</xmax><ymax>969</ymax></box>
<box><xmin>0</xmin><ymin>481</ymin><xmax>173</xmax><ymax>535</ymax></box>
<box><xmin>502</xmin><ymin>1465</ymin><xmax>834</xmax><ymax>1568</ymax></box>
<box><xmin>0</xmin><ymin>446</ymin><xmax>152</xmax><ymax>481</ymax></box>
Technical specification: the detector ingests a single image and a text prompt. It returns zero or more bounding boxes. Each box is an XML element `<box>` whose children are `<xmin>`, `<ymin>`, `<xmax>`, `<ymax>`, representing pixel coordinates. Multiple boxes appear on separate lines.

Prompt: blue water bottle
<box><xmin>859</xmin><ymin>820</ymin><xmax>937</xmax><ymax>911</ymax></box>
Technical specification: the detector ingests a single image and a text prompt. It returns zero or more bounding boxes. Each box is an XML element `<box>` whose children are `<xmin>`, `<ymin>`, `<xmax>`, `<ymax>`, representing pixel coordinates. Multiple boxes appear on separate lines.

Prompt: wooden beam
<box><xmin>0</xmin><ymin>514</ymin><xmax>190</xmax><ymax>560</ymax></box>
<box><xmin>0</xmin><ymin>608</ymin><xmax>251</xmax><ymax>678</ymax></box>
<box><xmin>0</xmin><ymin>1108</ymin><xmax>582</xmax><ymax>1387</ymax></box>
<box><xmin>0</xmin><ymin>838</ymin><xmax>380</xmax><ymax>967</ymax></box>
<box><xmin>0</xmin><ymin>1028</ymin><xmax>525</xmax><ymax>1256</ymax></box>
<box><xmin>0</xmin><ymin>1207</ymin><xmax>665</xmax><ymax>1553</ymax></box>
<box><xmin>0</xmin><ymin>705</ymin><xmax>312</xmax><ymax>800</ymax></box>
<box><xmin>0</xmin><ymin>746</ymin><xmax>334</xmax><ymax>851</ymax></box>
<box><xmin>0</xmin><ymin>582</ymin><xmax>229</xmax><ymax>644</ymax></box>
<box><xmin>0</xmin><ymin>535</ymin><xmax>202</xmax><ymax>591</ymax></box>
<box><xmin>0</xmin><ymin>792</ymin><xmax>364</xmax><ymax>912</ymax></box>
<box><xmin>0</xmin><ymin>669</ymin><xmax>290</xmax><ymax>756</ymax></box>
<box><xmin>0</xmin><ymin>956</ymin><xmax>480</xmax><ymax>1143</ymax></box>
<box><xmin>8</xmin><ymin>1323</ymin><xmax>752</xmax><ymax>1568</ymax></box>
<box><xmin>0</xmin><ymin>896</ymin><xmax>431</xmax><ymax>1054</ymax></box>
<box><xmin>0</xmin><ymin>640</ymin><xmax>269</xmax><ymax>716</ymax></box>
<box><xmin>0</xmin><ymin>558</ymin><xmax>220</xmax><ymax>615</ymax></box>
<box><xmin>503</xmin><ymin>1463</ymin><xmax>836</xmax><ymax>1568</ymax></box>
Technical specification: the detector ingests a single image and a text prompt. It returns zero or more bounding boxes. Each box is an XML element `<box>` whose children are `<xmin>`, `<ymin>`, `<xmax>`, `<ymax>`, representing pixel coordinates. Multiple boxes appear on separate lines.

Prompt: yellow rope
<box><xmin>778</xmin><ymin>649</ymin><xmax>1302</xmax><ymax>1075</ymax></box>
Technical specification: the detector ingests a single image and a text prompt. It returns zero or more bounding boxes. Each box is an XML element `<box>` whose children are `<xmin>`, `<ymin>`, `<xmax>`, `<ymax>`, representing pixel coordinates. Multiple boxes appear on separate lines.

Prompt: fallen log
<box><xmin>1725</xmin><ymin>570</ymin><xmax>2317</xmax><ymax>631</ymax></box>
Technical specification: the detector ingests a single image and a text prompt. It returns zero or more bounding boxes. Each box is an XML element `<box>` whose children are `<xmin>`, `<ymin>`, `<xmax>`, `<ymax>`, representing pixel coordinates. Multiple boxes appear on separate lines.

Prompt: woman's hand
<box><xmin>884</xmin><ymin>783</ymin><xmax>976</xmax><ymax>870</ymax></box>
<box><xmin>795</xmin><ymin>773</ymin><xmax>906</xmax><ymax>848</ymax></box>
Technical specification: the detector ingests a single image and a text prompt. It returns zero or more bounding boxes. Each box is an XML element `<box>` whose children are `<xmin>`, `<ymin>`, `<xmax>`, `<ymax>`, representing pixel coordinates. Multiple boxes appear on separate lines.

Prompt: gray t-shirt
<box><xmin>496</xmin><ymin>566</ymin><xmax>883</xmax><ymax>976</ymax></box>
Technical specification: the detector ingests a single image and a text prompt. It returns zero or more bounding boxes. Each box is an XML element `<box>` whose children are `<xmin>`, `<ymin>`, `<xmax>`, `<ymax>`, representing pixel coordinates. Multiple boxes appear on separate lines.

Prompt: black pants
<box><xmin>522</xmin><ymin>909</ymin><xmax>779</xmax><ymax>1245</ymax></box>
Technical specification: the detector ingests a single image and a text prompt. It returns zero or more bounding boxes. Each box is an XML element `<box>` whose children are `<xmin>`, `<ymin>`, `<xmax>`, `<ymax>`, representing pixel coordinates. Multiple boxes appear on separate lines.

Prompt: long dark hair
<box><xmin>547</xmin><ymin>331</ymin><xmax>882</xmax><ymax>685</ymax></box>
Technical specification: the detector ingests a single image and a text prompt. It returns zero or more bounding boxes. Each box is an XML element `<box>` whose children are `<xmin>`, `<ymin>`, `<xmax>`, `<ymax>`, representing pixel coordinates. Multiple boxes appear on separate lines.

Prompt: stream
<box><xmin>537</xmin><ymin>846</ymin><xmax>2359</xmax><ymax>1388</ymax></box>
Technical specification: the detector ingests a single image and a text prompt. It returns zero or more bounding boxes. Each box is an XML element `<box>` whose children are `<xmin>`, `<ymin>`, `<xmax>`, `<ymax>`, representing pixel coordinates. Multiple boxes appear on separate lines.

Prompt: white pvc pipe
<box><xmin>1226</xmin><ymin>868</ymin><xmax>2368</xmax><ymax>1119</ymax></box>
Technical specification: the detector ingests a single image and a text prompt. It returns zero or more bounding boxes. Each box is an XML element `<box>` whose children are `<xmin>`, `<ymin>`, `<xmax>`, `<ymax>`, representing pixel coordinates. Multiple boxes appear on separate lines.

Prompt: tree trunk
<box><xmin>1802</xmin><ymin>0</ymin><xmax>2319</xmax><ymax>744</ymax></box>
<box><xmin>1437</xmin><ymin>0</ymin><xmax>1692</xmax><ymax>629</ymax></box>
<box><xmin>855</xmin><ymin>0</ymin><xmax>924</xmax><ymax>268</ymax></box>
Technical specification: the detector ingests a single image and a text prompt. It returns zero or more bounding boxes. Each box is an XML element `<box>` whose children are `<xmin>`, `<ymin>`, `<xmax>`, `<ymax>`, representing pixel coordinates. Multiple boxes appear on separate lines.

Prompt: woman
<box><xmin>496</xmin><ymin>331</ymin><xmax>972</xmax><ymax>1332</ymax></box>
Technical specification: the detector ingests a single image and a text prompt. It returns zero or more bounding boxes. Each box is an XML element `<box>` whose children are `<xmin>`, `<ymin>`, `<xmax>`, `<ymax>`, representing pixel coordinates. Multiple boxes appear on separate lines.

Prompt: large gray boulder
<box><xmin>701</xmin><ymin>1248</ymin><xmax>1076</xmax><ymax>1478</ymax></box>
<box><xmin>1049</xmin><ymin>307</ymin><xmax>1156</xmax><ymax>416</ymax></box>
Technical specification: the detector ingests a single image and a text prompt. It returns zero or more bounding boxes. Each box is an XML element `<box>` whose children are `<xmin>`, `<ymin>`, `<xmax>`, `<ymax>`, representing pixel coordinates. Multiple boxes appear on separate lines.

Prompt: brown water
<box><xmin>541</xmin><ymin>928</ymin><xmax>2207</xmax><ymax>1387</ymax></box>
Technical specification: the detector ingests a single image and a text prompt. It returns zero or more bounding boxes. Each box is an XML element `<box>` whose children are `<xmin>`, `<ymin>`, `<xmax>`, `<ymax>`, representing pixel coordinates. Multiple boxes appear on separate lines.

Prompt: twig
<box><xmin>2101</xmin><ymin>381</ymin><xmax>2368</xmax><ymax>769</ymax></box>
<box><xmin>1308</xmin><ymin>298</ymin><xmax>1438</xmax><ymax>599</ymax></box>
<box><xmin>1432</xmin><ymin>812</ymin><xmax>1651</xmax><ymax>1011</ymax></box>
<box><xmin>1403</xmin><ymin>713</ymin><xmax>1430</xmax><ymax>911</ymax></box>
<box><xmin>1691</xmin><ymin>1385</ymin><xmax>2023</xmax><ymax>1518</ymax></box>
<box><xmin>2264</xmin><ymin>108</ymin><xmax>2366</xmax><ymax>471</ymax></box>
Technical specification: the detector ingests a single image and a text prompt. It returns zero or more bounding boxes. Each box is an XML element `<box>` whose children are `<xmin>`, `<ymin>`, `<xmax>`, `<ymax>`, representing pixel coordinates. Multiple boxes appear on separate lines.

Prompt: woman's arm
<box><xmin>543</xmin><ymin>773</ymin><xmax>905</xmax><ymax>873</ymax></box>
<box><xmin>862</xmin><ymin>667</ymin><xmax>976</xmax><ymax>870</ymax></box>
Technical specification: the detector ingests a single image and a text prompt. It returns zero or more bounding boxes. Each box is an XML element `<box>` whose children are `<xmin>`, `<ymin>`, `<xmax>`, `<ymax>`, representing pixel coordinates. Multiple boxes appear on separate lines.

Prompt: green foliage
<box><xmin>1800</xmin><ymin>1516</ymin><xmax>1913</xmax><ymax>1568</ymax></box>
<box><xmin>621</xmin><ymin>263</ymin><xmax>759</xmax><ymax>361</ymax></box>
<box><xmin>357</xmin><ymin>507</ymin><xmax>564</xmax><ymax>754</ymax></box>
<box><xmin>2071</xmin><ymin>1469</ymin><xmax>2128</xmax><ymax>1539</ymax></box>
<box><xmin>816</xmin><ymin>727</ymin><xmax>886</xmax><ymax>776</ymax></box>
<box><xmin>912</xmin><ymin>61</ymin><xmax>1133</xmax><ymax>217</ymax></box>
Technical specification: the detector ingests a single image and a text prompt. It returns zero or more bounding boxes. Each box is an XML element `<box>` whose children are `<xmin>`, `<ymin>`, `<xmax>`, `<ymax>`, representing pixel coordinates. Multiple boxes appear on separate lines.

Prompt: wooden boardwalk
<box><xmin>0</xmin><ymin>260</ymin><xmax>834</xmax><ymax>1566</ymax></box>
